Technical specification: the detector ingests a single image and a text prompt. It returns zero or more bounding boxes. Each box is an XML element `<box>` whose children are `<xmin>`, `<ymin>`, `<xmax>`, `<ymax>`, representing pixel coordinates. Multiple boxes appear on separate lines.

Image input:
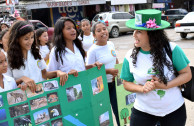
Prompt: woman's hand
<box><xmin>109</xmin><ymin>68</ymin><xmax>118</xmax><ymax>77</ymax></box>
<box><xmin>18</xmin><ymin>76</ymin><xmax>36</xmax><ymax>93</ymax></box>
<box><xmin>68</xmin><ymin>69</ymin><xmax>78</xmax><ymax>77</ymax></box>
<box><xmin>142</xmin><ymin>81</ymin><xmax>155</xmax><ymax>93</ymax></box>
<box><xmin>151</xmin><ymin>76</ymin><xmax>167</xmax><ymax>89</ymax></box>
<box><xmin>94</xmin><ymin>62</ymin><xmax>103</xmax><ymax>70</ymax></box>
<box><xmin>57</xmin><ymin>70</ymin><xmax>68</xmax><ymax>86</ymax></box>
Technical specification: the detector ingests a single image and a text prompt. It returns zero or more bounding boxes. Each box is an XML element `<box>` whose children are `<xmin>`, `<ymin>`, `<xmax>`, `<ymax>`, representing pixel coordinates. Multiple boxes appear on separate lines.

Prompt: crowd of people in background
<box><xmin>0</xmin><ymin>9</ymin><xmax>192</xmax><ymax>126</ymax></box>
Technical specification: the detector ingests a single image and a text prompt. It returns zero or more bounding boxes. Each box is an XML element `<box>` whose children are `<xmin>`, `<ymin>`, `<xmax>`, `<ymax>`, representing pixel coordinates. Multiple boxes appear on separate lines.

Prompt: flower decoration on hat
<box><xmin>145</xmin><ymin>18</ymin><xmax>160</xmax><ymax>29</ymax></box>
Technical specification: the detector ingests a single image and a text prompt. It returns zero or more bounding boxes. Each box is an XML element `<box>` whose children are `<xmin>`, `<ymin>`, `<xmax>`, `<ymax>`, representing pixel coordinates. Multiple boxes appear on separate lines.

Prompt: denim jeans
<box><xmin>108</xmin><ymin>81</ymin><xmax>120</xmax><ymax>126</ymax></box>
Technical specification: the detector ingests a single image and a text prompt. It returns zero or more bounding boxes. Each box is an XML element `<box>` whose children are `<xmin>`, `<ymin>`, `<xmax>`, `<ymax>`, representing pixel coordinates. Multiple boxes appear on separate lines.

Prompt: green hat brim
<box><xmin>126</xmin><ymin>19</ymin><xmax>170</xmax><ymax>31</ymax></box>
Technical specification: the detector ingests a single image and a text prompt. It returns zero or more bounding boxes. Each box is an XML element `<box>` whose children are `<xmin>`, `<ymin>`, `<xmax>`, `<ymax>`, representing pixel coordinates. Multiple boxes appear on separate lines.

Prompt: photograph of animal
<box><xmin>9</xmin><ymin>103</ymin><xmax>30</xmax><ymax>118</ymax></box>
<box><xmin>43</xmin><ymin>80</ymin><xmax>59</xmax><ymax>91</ymax></box>
<box><xmin>66</xmin><ymin>84</ymin><xmax>83</xmax><ymax>102</ymax></box>
<box><xmin>14</xmin><ymin>115</ymin><xmax>32</xmax><ymax>126</ymax></box>
<box><xmin>33</xmin><ymin>109</ymin><xmax>50</xmax><ymax>125</ymax></box>
<box><xmin>26</xmin><ymin>84</ymin><xmax>44</xmax><ymax>98</ymax></box>
<box><xmin>30</xmin><ymin>96</ymin><xmax>47</xmax><ymax>110</ymax></box>
<box><xmin>39</xmin><ymin>122</ymin><xmax>50</xmax><ymax>126</ymax></box>
<box><xmin>0</xmin><ymin>95</ymin><xmax>3</xmax><ymax>107</ymax></box>
<box><xmin>48</xmin><ymin>105</ymin><xmax>62</xmax><ymax>119</ymax></box>
<box><xmin>0</xmin><ymin>109</ymin><xmax>6</xmax><ymax>121</ymax></box>
<box><xmin>7</xmin><ymin>89</ymin><xmax>27</xmax><ymax>105</ymax></box>
<box><xmin>0</xmin><ymin>121</ymin><xmax>9</xmax><ymax>126</ymax></box>
<box><xmin>126</xmin><ymin>93</ymin><xmax>136</xmax><ymax>105</ymax></box>
<box><xmin>51</xmin><ymin>118</ymin><xmax>63</xmax><ymax>126</ymax></box>
<box><xmin>91</xmin><ymin>76</ymin><xmax>104</xmax><ymax>95</ymax></box>
<box><xmin>47</xmin><ymin>92</ymin><xmax>58</xmax><ymax>103</ymax></box>
<box><xmin>99</xmin><ymin>111</ymin><xmax>110</xmax><ymax>126</ymax></box>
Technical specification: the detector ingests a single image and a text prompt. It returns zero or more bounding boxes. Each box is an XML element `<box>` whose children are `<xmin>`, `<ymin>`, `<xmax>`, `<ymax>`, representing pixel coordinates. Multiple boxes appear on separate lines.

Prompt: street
<box><xmin>110</xmin><ymin>28</ymin><xmax>194</xmax><ymax>126</ymax></box>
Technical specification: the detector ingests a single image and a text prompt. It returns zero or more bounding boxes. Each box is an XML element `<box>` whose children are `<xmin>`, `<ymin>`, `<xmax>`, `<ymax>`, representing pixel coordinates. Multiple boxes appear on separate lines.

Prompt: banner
<box><xmin>0</xmin><ymin>66</ymin><xmax>113</xmax><ymax>126</ymax></box>
<box><xmin>115</xmin><ymin>63</ymin><xmax>135</xmax><ymax>126</ymax></box>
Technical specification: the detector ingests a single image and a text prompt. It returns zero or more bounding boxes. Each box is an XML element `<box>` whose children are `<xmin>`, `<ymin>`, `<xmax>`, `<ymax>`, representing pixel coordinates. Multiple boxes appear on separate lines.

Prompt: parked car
<box><xmin>162</xmin><ymin>9</ymin><xmax>188</xmax><ymax>27</ymax></box>
<box><xmin>92</xmin><ymin>12</ymin><xmax>134</xmax><ymax>38</ymax></box>
<box><xmin>28</xmin><ymin>20</ymin><xmax>54</xmax><ymax>41</ymax></box>
<box><xmin>174</xmin><ymin>12</ymin><xmax>194</xmax><ymax>38</ymax></box>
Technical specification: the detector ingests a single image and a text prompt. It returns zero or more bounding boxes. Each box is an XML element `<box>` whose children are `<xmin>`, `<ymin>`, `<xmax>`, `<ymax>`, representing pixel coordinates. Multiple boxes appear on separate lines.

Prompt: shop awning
<box><xmin>19</xmin><ymin>0</ymin><xmax>106</xmax><ymax>9</ymax></box>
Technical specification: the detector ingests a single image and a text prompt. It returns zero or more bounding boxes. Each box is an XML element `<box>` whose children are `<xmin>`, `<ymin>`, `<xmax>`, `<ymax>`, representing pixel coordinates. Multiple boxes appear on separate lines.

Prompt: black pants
<box><xmin>108</xmin><ymin>81</ymin><xmax>120</xmax><ymax>126</ymax></box>
<box><xmin>130</xmin><ymin>103</ymin><xmax>186</xmax><ymax>126</ymax></box>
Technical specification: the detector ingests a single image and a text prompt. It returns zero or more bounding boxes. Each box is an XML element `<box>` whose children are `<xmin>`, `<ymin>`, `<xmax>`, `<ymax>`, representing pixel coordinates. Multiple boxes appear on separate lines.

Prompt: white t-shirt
<box><xmin>0</xmin><ymin>75</ymin><xmax>17</xmax><ymax>93</ymax></box>
<box><xmin>121</xmin><ymin>42</ymin><xmax>189</xmax><ymax>116</ymax></box>
<box><xmin>87</xmin><ymin>41</ymin><xmax>116</xmax><ymax>82</ymax></box>
<box><xmin>6</xmin><ymin>50</ymin><xmax>47</xmax><ymax>83</ymax></box>
<box><xmin>78</xmin><ymin>32</ymin><xmax>94</xmax><ymax>52</ymax></box>
<box><xmin>47</xmin><ymin>43</ymin><xmax>85</xmax><ymax>73</ymax></box>
<box><xmin>40</xmin><ymin>45</ymin><xmax>50</xmax><ymax>58</ymax></box>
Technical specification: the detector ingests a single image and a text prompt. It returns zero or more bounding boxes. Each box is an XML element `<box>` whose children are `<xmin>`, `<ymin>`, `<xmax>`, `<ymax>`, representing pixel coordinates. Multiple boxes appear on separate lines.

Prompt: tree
<box><xmin>73</xmin><ymin>88</ymin><xmax>78</xmax><ymax>98</ymax></box>
<box><xmin>120</xmin><ymin>108</ymin><xmax>129</xmax><ymax>124</ymax></box>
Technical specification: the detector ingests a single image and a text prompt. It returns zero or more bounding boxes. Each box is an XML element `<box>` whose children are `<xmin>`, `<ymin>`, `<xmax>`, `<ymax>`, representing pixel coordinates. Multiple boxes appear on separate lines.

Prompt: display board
<box><xmin>0</xmin><ymin>65</ymin><xmax>113</xmax><ymax>126</ymax></box>
<box><xmin>115</xmin><ymin>63</ymin><xmax>135</xmax><ymax>126</ymax></box>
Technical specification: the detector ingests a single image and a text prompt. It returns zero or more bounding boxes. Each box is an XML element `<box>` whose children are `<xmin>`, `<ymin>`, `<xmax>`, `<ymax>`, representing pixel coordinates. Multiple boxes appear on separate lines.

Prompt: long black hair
<box><xmin>7</xmin><ymin>21</ymin><xmax>41</xmax><ymax>69</ymax></box>
<box><xmin>35</xmin><ymin>28</ymin><xmax>51</xmax><ymax>50</ymax></box>
<box><xmin>53</xmin><ymin>17</ymin><xmax>85</xmax><ymax>64</ymax></box>
<box><xmin>0</xmin><ymin>29</ymin><xmax>9</xmax><ymax>49</ymax></box>
<box><xmin>131</xmin><ymin>30</ymin><xmax>174</xmax><ymax>84</ymax></box>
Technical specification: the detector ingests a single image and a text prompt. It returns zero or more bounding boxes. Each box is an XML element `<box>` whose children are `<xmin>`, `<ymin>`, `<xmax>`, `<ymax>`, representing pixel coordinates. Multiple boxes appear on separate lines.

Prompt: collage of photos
<box><xmin>0</xmin><ymin>78</ymin><xmax>62</xmax><ymax>126</ymax></box>
<box><xmin>126</xmin><ymin>93</ymin><xmax>136</xmax><ymax>105</ymax></box>
<box><xmin>33</xmin><ymin>104</ymin><xmax>63</xmax><ymax>125</ymax></box>
<box><xmin>66</xmin><ymin>84</ymin><xmax>83</xmax><ymax>102</ymax></box>
<box><xmin>99</xmin><ymin>111</ymin><xmax>110</xmax><ymax>126</ymax></box>
<box><xmin>91</xmin><ymin>76</ymin><xmax>104</xmax><ymax>95</ymax></box>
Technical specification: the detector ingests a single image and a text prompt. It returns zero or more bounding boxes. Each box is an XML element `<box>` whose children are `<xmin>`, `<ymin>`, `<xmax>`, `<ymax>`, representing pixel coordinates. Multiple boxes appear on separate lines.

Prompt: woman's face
<box><xmin>19</xmin><ymin>32</ymin><xmax>34</xmax><ymax>52</ymax></box>
<box><xmin>81</xmin><ymin>21</ymin><xmax>91</xmax><ymax>33</ymax></box>
<box><xmin>0</xmin><ymin>51</ymin><xmax>7</xmax><ymax>74</ymax></box>
<box><xmin>133</xmin><ymin>30</ymin><xmax>150</xmax><ymax>51</ymax></box>
<box><xmin>93</xmin><ymin>23</ymin><xmax>109</xmax><ymax>43</ymax></box>
<box><xmin>62</xmin><ymin>21</ymin><xmax>76</xmax><ymax>42</ymax></box>
<box><xmin>1</xmin><ymin>24</ymin><xmax>8</xmax><ymax>31</ymax></box>
<box><xmin>39</xmin><ymin>31</ymin><xmax>48</xmax><ymax>45</ymax></box>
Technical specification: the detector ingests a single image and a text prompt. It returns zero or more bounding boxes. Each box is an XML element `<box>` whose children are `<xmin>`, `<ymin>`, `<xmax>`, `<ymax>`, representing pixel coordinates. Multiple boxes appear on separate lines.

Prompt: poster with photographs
<box><xmin>7</xmin><ymin>89</ymin><xmax>27</xmax><ymax>105</ymax></box>
<box><xmin>47</xmin><ymin>92</ymin><xmax>58</xmax><ymax>103</ymax></box>
<box><xmin>91</xmin><ymin>76</ymin><xmax>104</xmax><ymax>95</ymax></box>
<box><xmin>115</xmin><ymin>63</ymin><xmax>134</xmax><ymax>126</ymax></box>
<box><xmin>0</xmin><ymin>66</ymin><xmax>114</xmax><ymax>126</ymax></box>
<box><xmin>66</xmin><ymin>84</ymin><xmax>83</xmax><ymax>102</ymax></box>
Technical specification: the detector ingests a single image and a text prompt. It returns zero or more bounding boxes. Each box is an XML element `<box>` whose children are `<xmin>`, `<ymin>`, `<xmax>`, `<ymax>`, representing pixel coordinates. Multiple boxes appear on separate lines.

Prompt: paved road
<box><xmin>110</xmin><ymin>28</ymin><xmax>194</xmax><ymax>126</ymax></box>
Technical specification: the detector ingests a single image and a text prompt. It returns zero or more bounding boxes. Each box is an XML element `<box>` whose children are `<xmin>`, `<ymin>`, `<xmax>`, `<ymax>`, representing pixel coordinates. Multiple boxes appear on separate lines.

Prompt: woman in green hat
<box><xmin>120</xmin><ymin>9</ymin><xmax>191</xmax><ymax>126</ymax></box>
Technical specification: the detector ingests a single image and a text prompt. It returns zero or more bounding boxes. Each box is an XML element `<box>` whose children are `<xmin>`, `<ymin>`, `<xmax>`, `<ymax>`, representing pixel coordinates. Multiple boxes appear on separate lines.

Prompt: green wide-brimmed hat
<box><xmin>126</xmin><ymin>9</ymin><xmax>170</xmax><ymax>30</ymax></box>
